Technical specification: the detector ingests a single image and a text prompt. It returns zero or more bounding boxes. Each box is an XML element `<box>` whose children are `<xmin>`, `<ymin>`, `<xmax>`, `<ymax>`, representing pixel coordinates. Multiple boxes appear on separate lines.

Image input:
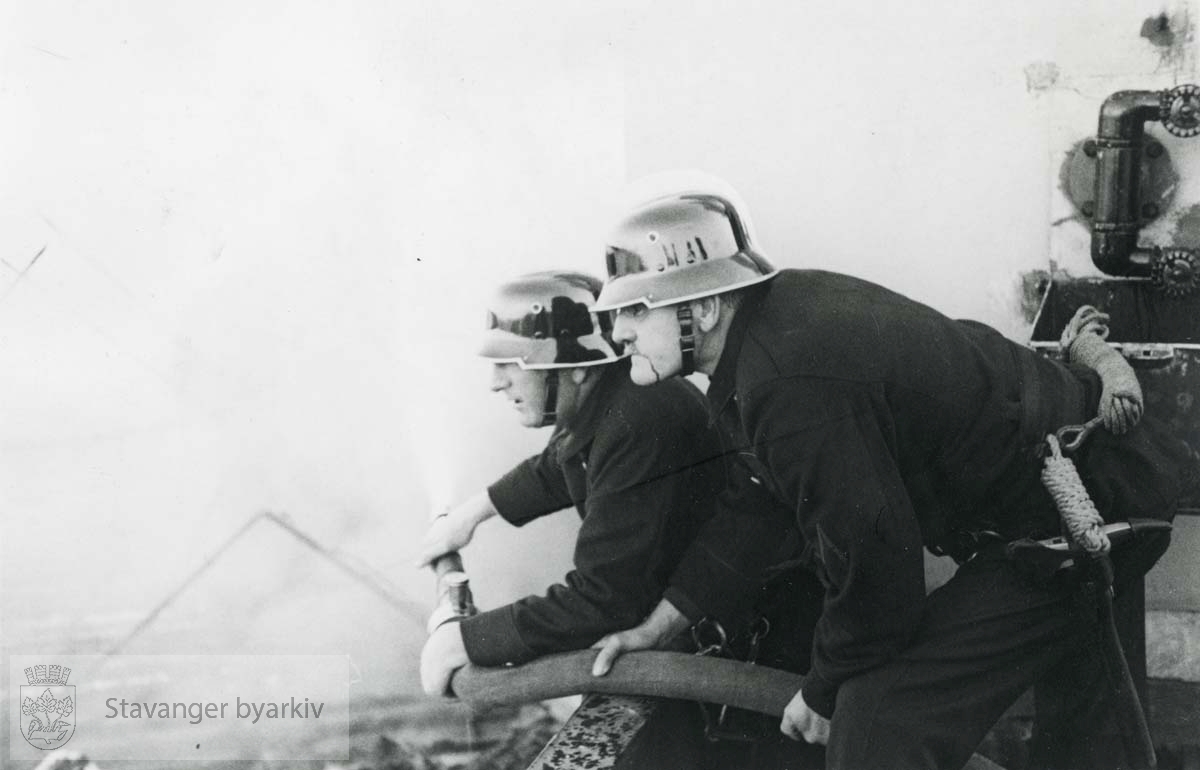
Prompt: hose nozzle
<box><xmin>428</xmin><ymin>552</ymin><xmax>477</xmax><ymax>634</ymax></box>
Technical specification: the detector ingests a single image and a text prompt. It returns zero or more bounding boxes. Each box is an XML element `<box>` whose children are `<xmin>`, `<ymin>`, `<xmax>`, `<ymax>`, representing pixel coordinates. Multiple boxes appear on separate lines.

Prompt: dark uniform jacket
<box><xmin>665</xmin><ymin>269</ymin><xmax>1188</xmax><ymax>718</ymax></box>
<box><xmin>459</xmin><ymin>358</ymin><xmax>734</xmax><ymax>667</ymax></box>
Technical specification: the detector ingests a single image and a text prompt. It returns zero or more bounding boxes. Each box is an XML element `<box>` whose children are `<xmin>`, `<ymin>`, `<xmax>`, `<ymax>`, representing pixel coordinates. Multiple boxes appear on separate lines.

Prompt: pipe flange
<box><xmin>1160</xmin><ymin>84</ymin><xmax>1200</xmax><ymax>137</ymax></box>
<box><xmin>1151</xmin><ymin>249</ymin><xmax>1200</xmax><ymax>297</ymax></box>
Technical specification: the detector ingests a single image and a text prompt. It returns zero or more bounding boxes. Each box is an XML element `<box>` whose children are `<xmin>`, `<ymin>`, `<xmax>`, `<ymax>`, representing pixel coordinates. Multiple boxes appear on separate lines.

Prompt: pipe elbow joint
<box><xmin>1097</xmin><ymin>90</ymin><xmax>1163</xmax><ymax>141</ymax></box>
<box><xmin>1091</xmin><ymin>232</ymin><xmax>1154</xmax><ymax>277</ymax></box>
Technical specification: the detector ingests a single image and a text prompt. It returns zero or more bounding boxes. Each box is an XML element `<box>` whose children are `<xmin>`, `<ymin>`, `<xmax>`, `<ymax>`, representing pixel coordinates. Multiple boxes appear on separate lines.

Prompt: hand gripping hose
<box><xmin>449</xmin><ymin>650</ymin><xmax>802</xmax><ymax>718</ymax></box>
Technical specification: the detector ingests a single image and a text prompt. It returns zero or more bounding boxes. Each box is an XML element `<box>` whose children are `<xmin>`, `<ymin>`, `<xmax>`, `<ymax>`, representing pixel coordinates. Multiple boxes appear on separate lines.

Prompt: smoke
<box><xmin>0</xmin><ymin>1</ymin><xmax>623</xmax><ymax>697</ymax></box>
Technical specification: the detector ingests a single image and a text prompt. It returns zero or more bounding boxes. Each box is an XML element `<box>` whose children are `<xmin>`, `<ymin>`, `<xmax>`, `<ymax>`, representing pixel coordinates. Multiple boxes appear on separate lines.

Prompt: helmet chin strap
<box><xmin>677</xmin><ymin>305</ymin><xmax>696</xmax><ymax>376</ymax></box>
<box><xmin>540</xmin><ymin>370</ymin><xmax>559</xmax><ymax>427</ymax></box>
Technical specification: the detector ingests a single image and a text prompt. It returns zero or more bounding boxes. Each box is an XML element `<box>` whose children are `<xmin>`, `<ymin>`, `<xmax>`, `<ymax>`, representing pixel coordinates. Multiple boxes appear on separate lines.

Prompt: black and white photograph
<box><xmin>3</xmin><ymin>2</ymin><xmax>1199</xmax><ymax>769</ymax></box>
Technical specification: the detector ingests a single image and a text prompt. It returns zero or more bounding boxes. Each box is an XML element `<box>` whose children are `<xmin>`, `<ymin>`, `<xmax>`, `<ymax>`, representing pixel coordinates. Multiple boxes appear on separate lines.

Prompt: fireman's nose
<box><xmin>612</xmin><ymin>313</ymin><xmax>635</xmax><ymax>344</ymax></box>
<box><xmin>490</xmin><ymin>363</ymin><xmax>512</xmax><ymax>392</ymax></box>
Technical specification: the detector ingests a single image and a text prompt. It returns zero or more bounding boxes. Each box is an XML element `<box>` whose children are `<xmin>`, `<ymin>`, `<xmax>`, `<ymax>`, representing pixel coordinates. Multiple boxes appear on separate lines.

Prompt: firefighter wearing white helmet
<box><xmin>594</xmin><ymin>192</ymin><xmax>777</xmax><ymax>379</ymax></box>
<box><xmin>592</xmin><ymin>177</ymin><xmax>1190</xmax><ymax>769</ymax></box>
<box><xmin>479</xmin><ymin>271</ymin><xmax>622</xmax><ymax>427</ymax></box>
<box><xmin>418</xmin><ymin>270</ymin><xmax>751</xmax><ymax>730</ymax></box>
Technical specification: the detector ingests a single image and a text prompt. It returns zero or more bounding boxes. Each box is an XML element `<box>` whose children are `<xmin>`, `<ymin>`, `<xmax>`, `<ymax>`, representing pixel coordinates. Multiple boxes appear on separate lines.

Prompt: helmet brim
<box><xmin>478</xmin><ymin>329</ymin><xmax>624</xmax><ymax>369</ymax></box>
<box><xmin>594</xmin><ymin>252</ymin><xmax>778</xmax><ymax>312</ymax></box>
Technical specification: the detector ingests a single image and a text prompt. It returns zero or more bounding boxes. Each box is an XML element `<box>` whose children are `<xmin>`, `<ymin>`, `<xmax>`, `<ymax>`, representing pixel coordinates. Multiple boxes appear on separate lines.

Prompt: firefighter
<box><xmin>588</xmin><ymin>182</ymin><xmax>1191</xmax><ymax>770</ymax></box>
<box><xmin>417</xmin><ymin>271</ymin><xmax>739</xmax><ymax>687</ymax></box>
<box><xmin>418</xmin><ymin>270</ymin><xmax>827</xmax><ymax>769</ymax></box>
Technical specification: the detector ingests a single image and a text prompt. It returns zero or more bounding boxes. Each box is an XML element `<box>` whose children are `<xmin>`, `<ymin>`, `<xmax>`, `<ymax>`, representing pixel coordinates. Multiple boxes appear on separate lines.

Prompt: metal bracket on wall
<box><xmin>1062</xmin><ymin>85</ymin><xmax>1200</xmax><ymax>278</ymax></box>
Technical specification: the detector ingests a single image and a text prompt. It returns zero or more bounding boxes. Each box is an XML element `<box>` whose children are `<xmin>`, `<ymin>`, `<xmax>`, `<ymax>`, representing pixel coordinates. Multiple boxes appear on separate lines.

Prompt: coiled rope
<box><xmin>1042</xmin><ymin>430</ymin><xmax>1111</xmax><ymax>554</ymax></box>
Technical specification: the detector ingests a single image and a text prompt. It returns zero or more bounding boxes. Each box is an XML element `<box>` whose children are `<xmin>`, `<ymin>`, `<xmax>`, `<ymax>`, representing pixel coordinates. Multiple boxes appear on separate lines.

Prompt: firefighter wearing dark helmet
<box><xmin>590</xmin><ymin>178</ymin><xmax>1190</xmax><ymax>770</ymax></box>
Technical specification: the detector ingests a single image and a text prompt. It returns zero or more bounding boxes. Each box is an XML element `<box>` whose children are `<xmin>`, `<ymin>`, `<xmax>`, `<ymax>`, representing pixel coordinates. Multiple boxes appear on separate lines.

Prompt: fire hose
<box><xmin>427</xmin><ymin>461</ymin><xmax>1168</xmax><ymax>768</ymax></box>
<box><xmin>430</xmin><ymin>525</ymin><xmax>1170</xmax><ymax>748</ymax></box>
<box><xmin>449</xmin><ymin>649</ymin><xmax>801</xmax><ymax>717</ymax></box>
<box><xmin>426</xmin><ymin>551</ymin><xmax>801</xmax><ymax>717</ymax></box>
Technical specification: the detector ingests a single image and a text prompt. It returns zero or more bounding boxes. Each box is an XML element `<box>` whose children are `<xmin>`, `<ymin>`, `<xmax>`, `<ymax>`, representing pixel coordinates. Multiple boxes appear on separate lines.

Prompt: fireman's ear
<box><xmin>695</xmin><ymin>296</ymin><xmax>721</xmax><ymax>333</ymax></box>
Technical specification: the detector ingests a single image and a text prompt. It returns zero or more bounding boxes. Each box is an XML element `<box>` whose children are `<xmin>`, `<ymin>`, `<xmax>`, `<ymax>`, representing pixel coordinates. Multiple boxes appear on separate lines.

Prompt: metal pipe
<box><xmin>1091</xmin><ymin>91</ymin><xmax>1163</xmax><ymax>276</ymax></box>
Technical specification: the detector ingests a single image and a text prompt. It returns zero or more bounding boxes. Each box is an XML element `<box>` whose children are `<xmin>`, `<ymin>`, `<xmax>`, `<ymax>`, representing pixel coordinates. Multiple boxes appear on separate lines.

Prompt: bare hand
<box><xmin>420</xmin><ymin>622</ymin><xmax>468</xmax><ymax>696</ymax></box>
<box><xmin>417</xmin><ymin>512</ymin><xmax>477</xmax><ymax>568</ymax></box>
<box><xmin>591</xmin><ymin>599</ymin><xmax>690</xmax><ymax>676</ymax></box>
<box><xmin>590</xmin><ymin>628</ymin><xmax>657</xmax><ymax>677</ymax></box>
<box><xmin>780</xmin><ymin>689</ymin><xmax>830</xmax><ymax>745</ymax></box>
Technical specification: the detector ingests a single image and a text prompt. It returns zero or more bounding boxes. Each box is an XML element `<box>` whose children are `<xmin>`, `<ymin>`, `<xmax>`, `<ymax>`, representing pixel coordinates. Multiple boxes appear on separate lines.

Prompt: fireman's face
<box><xmin>610</xmin><ymin>303</ymin><xmax>685</xmax><ymax>385</ymax></box>
<box><xmin>490</xmin><ymin>363</ymin><xmax>552</xmax><ymax>428</ymax></box>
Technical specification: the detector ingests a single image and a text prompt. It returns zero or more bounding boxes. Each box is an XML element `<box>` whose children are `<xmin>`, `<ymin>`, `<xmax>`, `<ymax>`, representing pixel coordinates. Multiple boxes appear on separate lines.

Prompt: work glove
<box><xmin>1061</xmin><ymin>306</ymin><xmax>1143</xmax><ymax>435</ymax></box>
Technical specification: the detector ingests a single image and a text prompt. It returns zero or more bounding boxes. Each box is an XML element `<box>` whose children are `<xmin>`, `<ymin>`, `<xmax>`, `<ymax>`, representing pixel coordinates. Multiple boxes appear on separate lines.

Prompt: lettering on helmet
<box><xmin>659</xmin><ymin>237</ymin><xmax>709</xmax><ymax>270</ymax></box>
<box><xmin>659</xmin><ymin>243</ymin><xmax>682</xmax><ymax>269</ymax></box>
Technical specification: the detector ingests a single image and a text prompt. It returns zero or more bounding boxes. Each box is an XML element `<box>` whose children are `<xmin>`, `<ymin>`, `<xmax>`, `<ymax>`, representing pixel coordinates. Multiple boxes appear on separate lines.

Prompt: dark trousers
<box><xmin>699</xmin><ymin>712</ymin><xmax>826</xmax><ymax>770</ymax></box>
<box><xmin>827</xmin><ymin>537</ymin><xmax>1167</xmax><ymax>770</ymax></box>
<box><xmin>696</xmin><ymin>566</ymin><xmax>828</xmax><ymax>770</ymax></box>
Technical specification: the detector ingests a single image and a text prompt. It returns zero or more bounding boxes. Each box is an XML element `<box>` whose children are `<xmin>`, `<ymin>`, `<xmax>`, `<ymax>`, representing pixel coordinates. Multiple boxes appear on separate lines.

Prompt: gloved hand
<box><xmin>1061</xmin><ymin>306</ymin><xmax>1143</xmax><ymax>435</ymax></box>
<box><xmin>1071</xmin><ymin>331</ymin><xmax>1143</xmax><ymax>433</ymax></box>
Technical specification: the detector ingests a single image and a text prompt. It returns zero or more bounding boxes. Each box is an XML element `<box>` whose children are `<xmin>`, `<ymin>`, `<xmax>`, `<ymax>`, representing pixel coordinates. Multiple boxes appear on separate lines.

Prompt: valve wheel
<box><xmin>1151</xmin><ymin>249</ymin><xmax>1200</xmax><ymax>297</ymax></box>
<box><xmin>1160</xmin><ymin>84</ymin><xmax>1200</xmax><ymax>137</ymax></box>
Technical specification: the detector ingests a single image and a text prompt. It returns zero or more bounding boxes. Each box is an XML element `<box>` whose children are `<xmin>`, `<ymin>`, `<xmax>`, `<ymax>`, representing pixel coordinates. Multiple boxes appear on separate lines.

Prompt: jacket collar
<box><xmin>707</xmin><ymin>282</ymin><xmax>771</xmax><ymax>422</ymax></box>
<box><xmin>551</xmin><ymin>358</ymin><xmax>629</xmax><ymax>462</ymax></box>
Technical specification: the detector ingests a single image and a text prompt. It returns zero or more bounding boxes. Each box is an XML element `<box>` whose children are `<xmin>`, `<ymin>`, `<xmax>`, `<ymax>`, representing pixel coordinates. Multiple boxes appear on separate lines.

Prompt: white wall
<box><xmin>2</xmin><ymin>0</ymin><xmax>1197</xmax><ymax>694</ymax></box>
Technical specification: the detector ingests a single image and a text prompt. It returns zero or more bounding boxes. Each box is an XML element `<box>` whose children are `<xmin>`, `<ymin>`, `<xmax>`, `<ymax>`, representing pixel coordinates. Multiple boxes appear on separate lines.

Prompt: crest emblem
<box><xmin>20</xmin><ymin>664</ymin><xmax>74</xmax><ymax>750</ymax></box>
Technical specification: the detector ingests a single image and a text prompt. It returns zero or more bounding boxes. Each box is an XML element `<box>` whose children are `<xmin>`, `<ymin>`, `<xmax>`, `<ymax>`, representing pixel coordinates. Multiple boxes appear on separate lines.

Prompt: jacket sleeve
<box><xmin>486</xmin><ymin>441</ymin><xmax>574</xmax><ymax>526</ymax></box>
<box><xmin>742</xmin><ymin>376</ymin><xmax>927</xmax><ymax>719</ymax></box>
<box><xmin>461</xmin><ymin>399</ymin><xmax>702</xmax><ymax>666</ymax></box>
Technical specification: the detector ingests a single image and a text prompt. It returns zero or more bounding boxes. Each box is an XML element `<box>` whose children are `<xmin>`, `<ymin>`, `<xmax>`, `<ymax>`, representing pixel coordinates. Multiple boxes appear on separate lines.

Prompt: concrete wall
<box><xmin>2</xmin><ymin>1</ymin><xmax>1197</xmax><ymax>696</ymax></box>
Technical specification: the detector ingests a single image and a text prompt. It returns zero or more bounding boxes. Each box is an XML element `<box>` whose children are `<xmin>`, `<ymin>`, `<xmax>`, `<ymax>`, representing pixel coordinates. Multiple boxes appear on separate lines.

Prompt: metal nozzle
<box><xmin>443</xmin><ymin>571</ymin><xmax>476</xmax><ymax>616</ymax></box>
<box><xmin>427</xmin><ymin>553</ymin><xmax>478</xmax><ymax>634</ymax></box>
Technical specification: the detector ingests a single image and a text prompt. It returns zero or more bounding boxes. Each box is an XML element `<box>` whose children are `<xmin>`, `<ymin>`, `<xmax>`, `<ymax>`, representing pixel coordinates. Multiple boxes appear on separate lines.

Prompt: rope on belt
<box><xmin>1042</xmin><ymin>428</ymin><xmax>1110</xmax><ymax>554</ymax></box>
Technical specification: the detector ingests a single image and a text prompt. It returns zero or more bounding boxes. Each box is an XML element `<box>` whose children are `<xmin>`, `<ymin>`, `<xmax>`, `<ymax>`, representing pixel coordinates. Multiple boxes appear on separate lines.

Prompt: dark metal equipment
<box><xmin>1060</xmin><ymin>85</ymin><xmax>1200</xmax><ymax>277</ymax></box>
